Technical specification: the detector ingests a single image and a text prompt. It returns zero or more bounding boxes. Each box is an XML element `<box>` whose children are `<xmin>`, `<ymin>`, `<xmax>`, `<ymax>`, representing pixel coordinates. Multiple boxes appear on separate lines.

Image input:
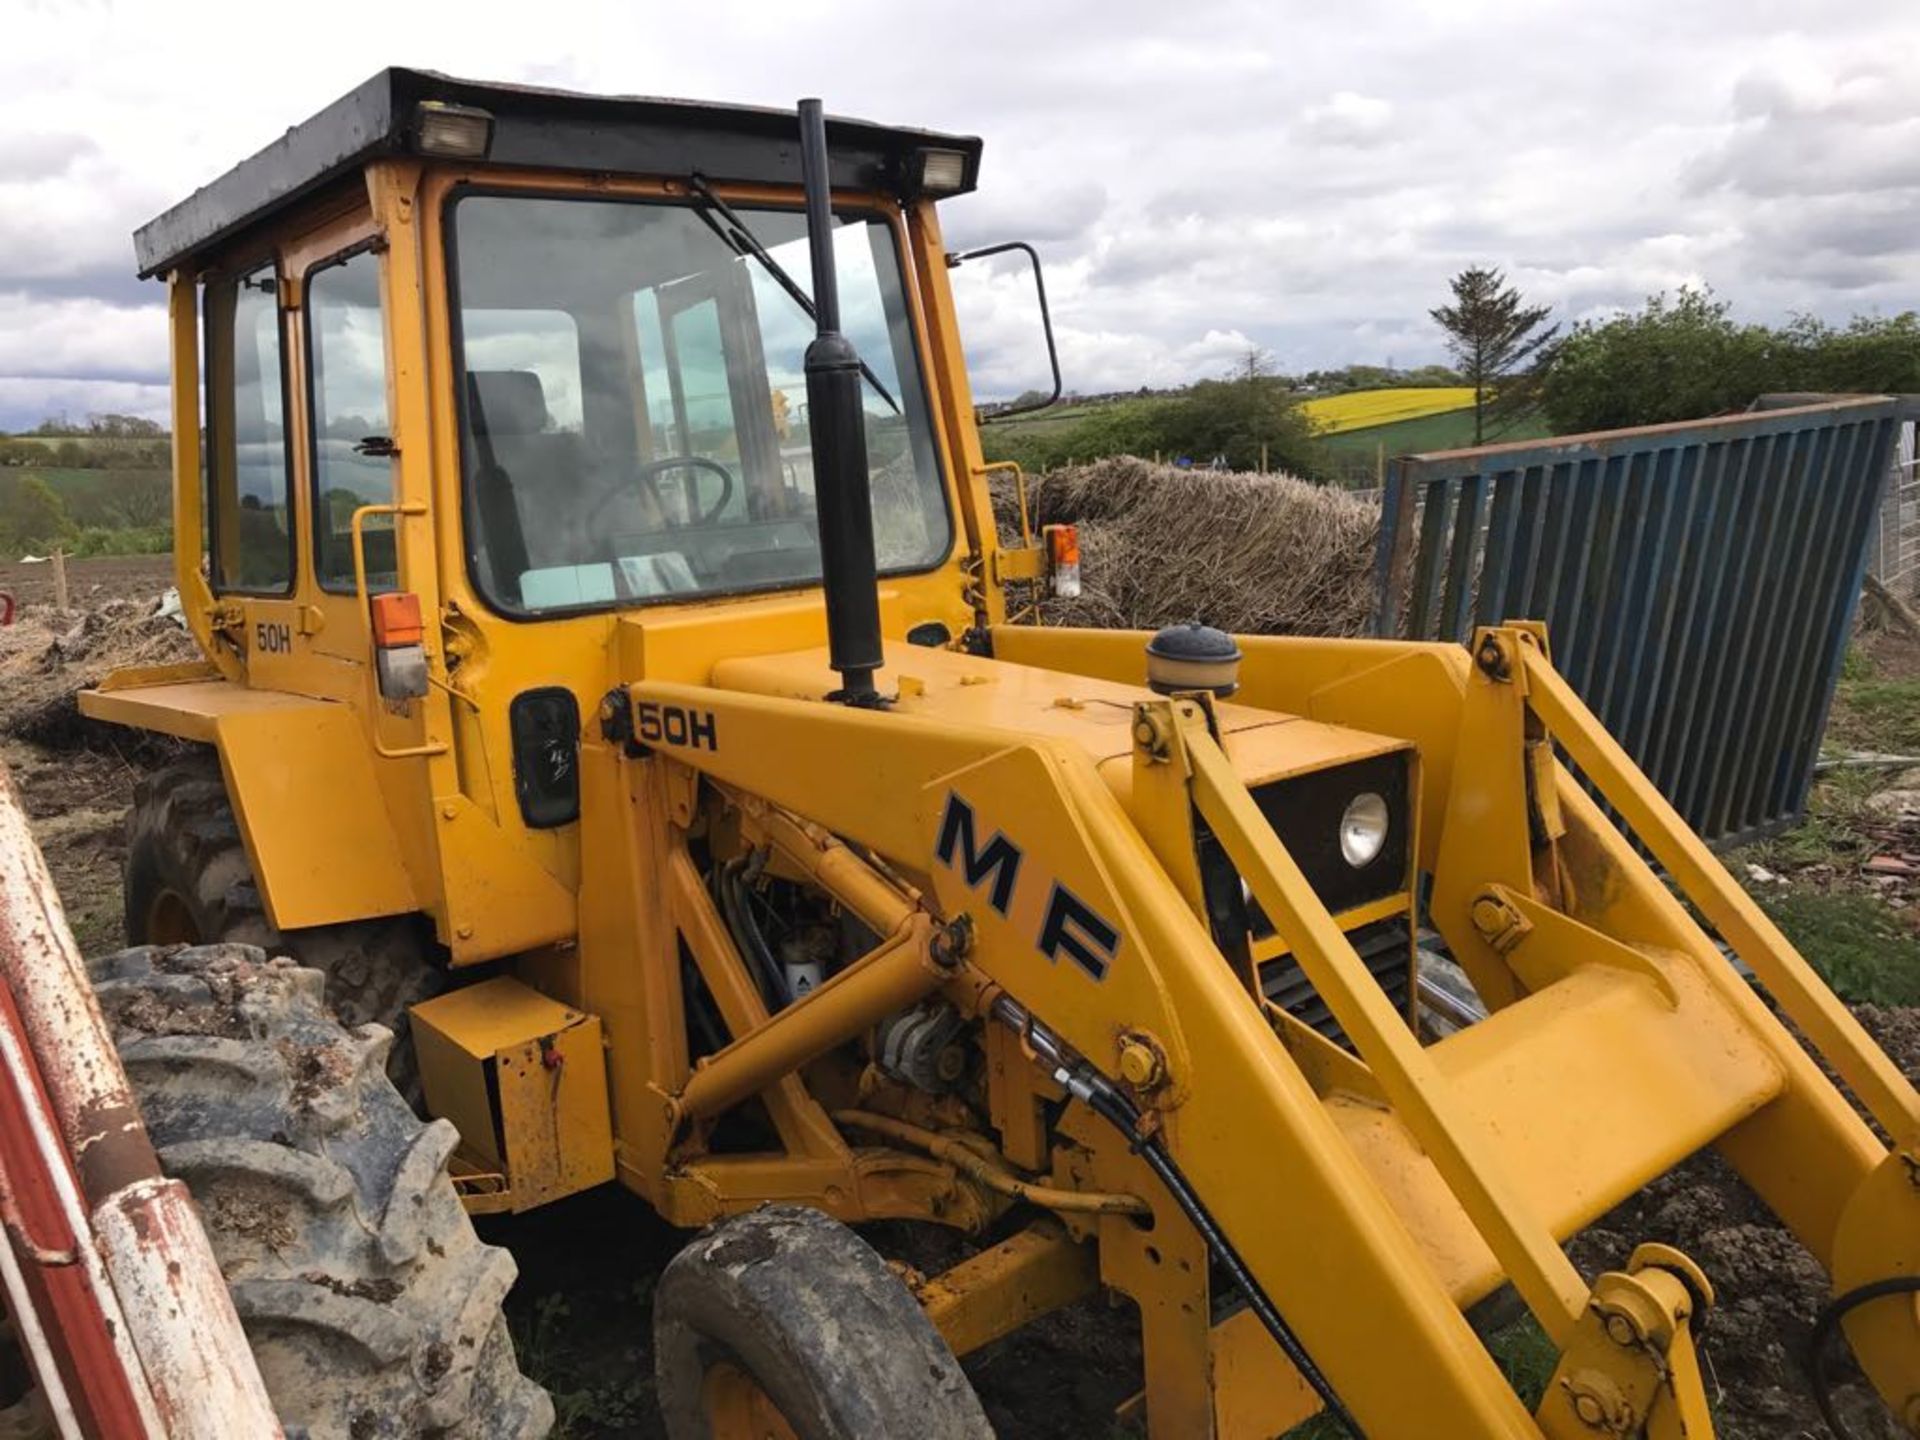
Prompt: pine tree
<box><xmin>1431</xmin><ymin>268</ymin><xmax>1558</xmax><ymax>444</ymax></box>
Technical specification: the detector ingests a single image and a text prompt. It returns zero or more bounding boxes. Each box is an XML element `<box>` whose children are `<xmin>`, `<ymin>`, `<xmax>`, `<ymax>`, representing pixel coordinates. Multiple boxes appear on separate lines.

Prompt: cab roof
<box><xmin>133</xmin><ymin>67</ymin><xmax>984</xmax><ymax>279</ymax></box>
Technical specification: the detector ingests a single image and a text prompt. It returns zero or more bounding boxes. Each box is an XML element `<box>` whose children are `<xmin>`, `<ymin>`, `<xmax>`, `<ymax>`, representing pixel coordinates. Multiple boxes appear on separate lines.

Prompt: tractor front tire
<box><xmin>123</xmin><ymin>752</ymin><xmax>440</xmax><ymax>1098</ymax></box>
<box><xmin>90</xmin><ymin>943</ymin><xmax>552</xmax><ymax>1440</ymax></box>
<box><xmin>654</xmin><ymin>1205</ymin><xmax>992</xmax><ymax>1440</ymax></box>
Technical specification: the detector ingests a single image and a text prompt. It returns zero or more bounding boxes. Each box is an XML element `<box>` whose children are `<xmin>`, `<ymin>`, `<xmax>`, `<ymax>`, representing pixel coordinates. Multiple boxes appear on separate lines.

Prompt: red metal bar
<box><xmin>0</xmin><ymin>757</ymin><xmax>279</xmax><ymax>1436</ymax></box>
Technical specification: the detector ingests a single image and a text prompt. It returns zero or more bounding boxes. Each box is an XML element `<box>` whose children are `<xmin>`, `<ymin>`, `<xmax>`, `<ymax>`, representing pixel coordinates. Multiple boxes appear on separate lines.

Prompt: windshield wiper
<box><xmin>688</xmin><ymin>174</ymin><xmax>901</xmax><ymax>417</ymax></box>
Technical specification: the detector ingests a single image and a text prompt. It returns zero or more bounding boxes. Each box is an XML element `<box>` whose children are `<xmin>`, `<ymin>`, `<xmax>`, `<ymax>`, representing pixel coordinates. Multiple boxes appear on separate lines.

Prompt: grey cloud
<box><xmin>4</xmin><ymin>0</ymin><xmax>1920</xmax><ymax>422</ymax></box>
<box><xmin>944</xmin><ymin>181</ymin><xmax>1109</xmax><ymax>250</ymax></box>
<box><xmin>1297</xmin><ymin>92</ymin><xmax>1395</xmax><ymax>149</ymax></box>
<box><xmin>0</xmin><ymin>131</ymin><xmax>96</xmax><ymax>180</ymax></box>
<box><xmin>1688</xmin><ymin>57</ymin><xmax>1920</xmax><ymax>199</ymax></box>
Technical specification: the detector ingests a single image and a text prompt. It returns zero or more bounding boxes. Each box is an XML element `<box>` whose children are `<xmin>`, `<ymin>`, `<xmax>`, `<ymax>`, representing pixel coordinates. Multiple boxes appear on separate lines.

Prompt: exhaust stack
<box><xmin>798</xmin><ymin>97</ymin><xmax>886</xmax><ymax>705</ymax></box>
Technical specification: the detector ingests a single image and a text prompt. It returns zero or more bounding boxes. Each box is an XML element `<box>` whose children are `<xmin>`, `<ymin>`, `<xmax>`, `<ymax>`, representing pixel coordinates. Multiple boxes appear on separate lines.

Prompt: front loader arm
<box><xmin>626</xmin><ymin>677</ymin><xmax>1541</xmax><ymax>1437</ymax></box>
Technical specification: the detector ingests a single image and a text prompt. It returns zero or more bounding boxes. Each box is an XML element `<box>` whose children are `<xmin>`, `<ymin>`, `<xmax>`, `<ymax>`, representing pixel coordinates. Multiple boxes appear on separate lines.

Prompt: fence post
<box><xmin>50</xmin><ymin>549</ymin><xmax>68</xmax><ymax>610</ymax></box>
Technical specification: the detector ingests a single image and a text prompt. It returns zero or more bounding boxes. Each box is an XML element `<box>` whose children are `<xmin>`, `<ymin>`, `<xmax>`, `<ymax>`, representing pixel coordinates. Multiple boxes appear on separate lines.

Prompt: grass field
<box><xmin>1299</xmin><ymin>386</ymin><xmax>1474</xmax><ymax>434</ymax></box>
<box><xmin>1317</xmin><ymin>406</ymin><xmax>1557</xmax><ymax>464</ymax></box>
<box><xmin>2</xmin><ymin>466</ymin><xmax>174</xmax><ymax>558</ymax></box>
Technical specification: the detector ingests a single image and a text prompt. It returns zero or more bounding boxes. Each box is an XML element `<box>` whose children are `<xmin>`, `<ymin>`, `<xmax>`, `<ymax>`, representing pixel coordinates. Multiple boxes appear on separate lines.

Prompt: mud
<box><xmin>0</xmin><ymin>557</ymin><xmax>193</xmax><ymax>951</ymax></box>
<box><xmin>0</xmin><ymin>596</ymin><xmax>200</xmax><ymax>749</ymax></box>
<box><xmin>303</xmin><ymin>1273</ymin><xmax>405</xmax><ymax>1304</ymax></box>
<box><xmin>207</xmin><ymin>1189</ymin><xmax>296</xmax><ymax>1253</ymax></box>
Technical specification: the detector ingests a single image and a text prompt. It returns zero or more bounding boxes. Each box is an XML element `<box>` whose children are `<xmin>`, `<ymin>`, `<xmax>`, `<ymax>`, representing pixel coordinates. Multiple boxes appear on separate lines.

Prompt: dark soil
<box><xmin>1</xmin><ymin>737</ymin><xmax>145</xmax><ymax>953</ymax></box>
<box><xmin>1569</xmin><ymin>1150</ymin><xmax>1907</xmax><ymax>1440</ymax></box>
<box><xmin>0</xmin><ymin>553</ymin><xmax>173</xmax><ymax>609</ymax></box>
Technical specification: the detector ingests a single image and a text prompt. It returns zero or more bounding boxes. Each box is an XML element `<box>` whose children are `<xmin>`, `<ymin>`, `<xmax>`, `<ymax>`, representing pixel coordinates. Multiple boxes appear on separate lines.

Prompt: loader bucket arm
<box><xmin>626</xmin><ymin>677</ymin><xmax>1542</xmax><ymax>1434</ymax></box>
<box><xmin>626</xmin><ymin>618</ymin><xmax>1920</xmax><ymax>1438</ymax></box>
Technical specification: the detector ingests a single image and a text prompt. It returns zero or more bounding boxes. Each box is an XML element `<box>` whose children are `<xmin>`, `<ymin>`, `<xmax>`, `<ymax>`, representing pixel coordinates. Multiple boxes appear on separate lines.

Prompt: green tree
<box><xmin>1431</xmin><ymin>267</ymin><xmax>1559</xmax><ymax>444</ymax></box>
<box><xmin>106</xmin><ymin>469</ymin><xmax>172</xmax><ymax>528</ymax></box>
<box><xmin>0</xmin><ymin>439</ymin><xmax>52</xmax><ymax>468</ymax></box>
<box><xmin>0</xmin><ymin>475</ymin><xmax>73</xmax><ymax>551</ymax></box>
<box><xmin>1156</xmin><ymin>370</ymin><xmax>1317</xmax><ymax>473</ymax></box>
<box><xmin>1539</xmin><ymin>287</ymin><xmax>1775</xmax><ymax>433</ymax></box>
<box><xmin>1779</xmin><ymin>311</ymin><xmax>1920</xmax><ymax>395</ymax></box>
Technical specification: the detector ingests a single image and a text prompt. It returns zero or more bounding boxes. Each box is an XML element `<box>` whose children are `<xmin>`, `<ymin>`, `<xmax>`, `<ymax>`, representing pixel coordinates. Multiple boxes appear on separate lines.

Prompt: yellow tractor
<box><xmin>79</xmin><ymin>68</ymin><xmax>1919</xmax><ymax>1439</ymax></box>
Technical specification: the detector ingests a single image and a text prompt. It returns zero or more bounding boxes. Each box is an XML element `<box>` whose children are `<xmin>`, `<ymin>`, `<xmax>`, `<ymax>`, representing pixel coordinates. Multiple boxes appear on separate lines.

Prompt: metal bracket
<box><xmin>1470</xmin><ymin>889</ymin><xmax>1533</xmax><ymax>954</ymax></box>
<box><xmin>1537</xmin><ymin>1248</ymin><xmax>1714</xmax><ymax>1436</ymax></box>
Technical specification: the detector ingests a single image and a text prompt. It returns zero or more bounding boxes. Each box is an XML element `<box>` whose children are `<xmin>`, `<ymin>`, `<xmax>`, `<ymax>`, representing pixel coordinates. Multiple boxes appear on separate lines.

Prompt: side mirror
<box><xmin>946</xmin><ymin>241</ymin><xmax>1062</xmax><ymax>422</ymax></box>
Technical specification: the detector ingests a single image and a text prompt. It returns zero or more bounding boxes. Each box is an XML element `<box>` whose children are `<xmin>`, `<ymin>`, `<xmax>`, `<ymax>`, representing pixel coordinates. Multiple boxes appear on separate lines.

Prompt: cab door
<box><xmin>202</xmin><ymin>256</ymin><xmax>302</xmax><ymax>679</ymax></box>
<box><xmin>294</xmin><ymin>225</ymin><xmax>401</xmax><ymax>663</ymax></box>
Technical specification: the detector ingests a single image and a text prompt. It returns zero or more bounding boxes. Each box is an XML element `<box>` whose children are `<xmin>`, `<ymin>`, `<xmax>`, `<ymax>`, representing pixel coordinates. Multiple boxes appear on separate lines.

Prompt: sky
<box><xmin>2</xmin><ymin>0</ymin><xmax>1918</xmax><ymax>428</ymax></box>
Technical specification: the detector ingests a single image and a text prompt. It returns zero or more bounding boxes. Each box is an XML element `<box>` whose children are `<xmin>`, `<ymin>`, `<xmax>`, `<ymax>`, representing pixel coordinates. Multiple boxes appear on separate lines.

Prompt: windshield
<box><xmin>447</xmin><ymin>191</ymin><xmax>950</xmax><ymax>614</ymax></box>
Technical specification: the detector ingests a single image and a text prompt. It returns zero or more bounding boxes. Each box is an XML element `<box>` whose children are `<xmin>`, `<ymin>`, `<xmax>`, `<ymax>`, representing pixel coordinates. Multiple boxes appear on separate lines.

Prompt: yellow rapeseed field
<box><xmin>1301</xmin><ymin>386</ymin><xmax>1475</xmax><ymax>435</ymax></box>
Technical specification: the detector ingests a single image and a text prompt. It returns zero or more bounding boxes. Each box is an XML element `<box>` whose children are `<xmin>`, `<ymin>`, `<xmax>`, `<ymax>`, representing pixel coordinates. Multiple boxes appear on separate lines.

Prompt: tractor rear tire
<box><xmin>123</xmin><ymin>751</ymin><xmax>441</xmax><ymax>1100</ymax></box>
<box><xmin>90</xmin><ymin>943</ymin><xmax>553</xmax><ymax>1440</ymax></box>
<box><xmin>653</xmin><ymin>1205</ymin><xmax>992</xmax><ymax>1440</ymax></box>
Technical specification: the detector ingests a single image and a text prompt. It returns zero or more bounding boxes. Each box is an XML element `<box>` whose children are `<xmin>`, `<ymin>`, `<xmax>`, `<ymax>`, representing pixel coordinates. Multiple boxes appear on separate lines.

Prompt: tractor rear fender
<box><xmin>78</xmin><ymin>676</ymin><xmax>423</xmax><ymax>932</ymax></box>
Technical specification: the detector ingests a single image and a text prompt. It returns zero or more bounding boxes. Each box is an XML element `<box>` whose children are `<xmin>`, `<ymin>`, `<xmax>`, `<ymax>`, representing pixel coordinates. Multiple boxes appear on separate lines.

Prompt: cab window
<box><xmin>448</xmin><ymin>191</ymin><xmax>949</xmax><ymax>614</ymax></box>
<box><xmin>308</xmin><ymin>249</ymin><xmax>396</xmax><ymax>591</ymax></box>
<box><xmin>204</xmin><ymin>263</ymin><xmax>292</xmax><ymax>593</ymax></box>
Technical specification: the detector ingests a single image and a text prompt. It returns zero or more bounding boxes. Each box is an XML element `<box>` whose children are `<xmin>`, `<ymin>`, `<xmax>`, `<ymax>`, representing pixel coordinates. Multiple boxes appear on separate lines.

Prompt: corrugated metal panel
<box><xmin>1372</xmin><ymin>397</ymin><xmax>1906</xmax><ymax>846</ymax></box>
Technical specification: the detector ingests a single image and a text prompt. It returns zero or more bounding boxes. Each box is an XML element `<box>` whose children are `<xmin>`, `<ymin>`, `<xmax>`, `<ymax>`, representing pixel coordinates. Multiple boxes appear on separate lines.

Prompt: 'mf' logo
<box><xmin>933</xmin><ymin>789</ymin><xmax>1121</xmax><ymax>983</ymax></box>
<box><xmin>935</xmin><ymin>792</ymin><xmax>1022</xmax><ymax>915</ymax></box>
<box><xmin>1038</xmin><ymin>882</ymin><xmax>1120</xmax><ymax>982</ymax></box>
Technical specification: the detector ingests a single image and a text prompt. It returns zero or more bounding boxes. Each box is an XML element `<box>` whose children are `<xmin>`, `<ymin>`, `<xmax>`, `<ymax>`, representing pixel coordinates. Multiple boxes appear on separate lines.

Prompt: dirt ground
<box><xmin>3</xmin><ymin>556</ymin><xmax>1917</xmax><ymax>1438</ymax></box>
<box><xmin>0</xmin><ymin>553</ymin><xmax>175</xmax><ymax>610</ymax></box>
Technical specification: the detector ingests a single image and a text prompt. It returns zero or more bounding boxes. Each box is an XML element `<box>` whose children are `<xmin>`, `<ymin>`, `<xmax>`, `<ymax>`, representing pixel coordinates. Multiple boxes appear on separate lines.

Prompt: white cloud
<box><xmin>0</xmin><ymin>0</ymin><xmax>1917</xmax><ymax>423</ymax></box>
<box><xmin>1300</xmin><ymin>92</ymin><xmax>1395</xmax><ymax>148</ymax></box>
<box><xmin>0</xmin><ymin>294</ymin><xmax>167</xmax><ymax>382</ymax></box>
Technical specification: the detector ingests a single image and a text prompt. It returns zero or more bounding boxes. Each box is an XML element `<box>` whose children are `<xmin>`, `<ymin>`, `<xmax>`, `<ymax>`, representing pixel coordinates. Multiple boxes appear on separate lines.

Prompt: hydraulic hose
<box><xmin>1805</xmin><ymin>1275</ymin><xmax>1920</xmax><ymax>1440</ymax></box>
<box><xmin>714</xmin><ymin>855</ymin><xmax>786</xmax><ymax>1010</ymax></box>
<box><xmin>989</xmin><ymin>996</ymin><xmax>1365</xmax><ymax>1438</ymax></box>
<box><xmin>832</xmin><ymin>1109</ymin><xmax>1149</xmax><ymax>1216</ymax></box>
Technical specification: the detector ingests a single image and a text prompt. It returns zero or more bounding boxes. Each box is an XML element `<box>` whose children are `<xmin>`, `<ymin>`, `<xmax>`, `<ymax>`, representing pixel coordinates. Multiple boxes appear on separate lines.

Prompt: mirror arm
<box><xmin>947</xmin><ymin>241</ymin><xmax>1062</xmax><ymax>422</ymax></box>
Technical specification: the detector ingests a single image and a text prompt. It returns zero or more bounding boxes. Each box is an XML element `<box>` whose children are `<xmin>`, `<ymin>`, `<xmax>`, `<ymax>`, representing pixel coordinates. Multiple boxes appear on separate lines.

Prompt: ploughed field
<box><xmin>2</xmin><ymin>551</ymin><xmax>1916</xmax><ymax>1438</ymax></box>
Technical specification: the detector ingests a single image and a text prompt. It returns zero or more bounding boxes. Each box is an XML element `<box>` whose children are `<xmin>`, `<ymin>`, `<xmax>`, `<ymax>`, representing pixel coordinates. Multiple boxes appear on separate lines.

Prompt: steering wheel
<box><xmin>592</xmin><ymin>454</ymin><xmax>736</xmax><ymax>532</ymax></box>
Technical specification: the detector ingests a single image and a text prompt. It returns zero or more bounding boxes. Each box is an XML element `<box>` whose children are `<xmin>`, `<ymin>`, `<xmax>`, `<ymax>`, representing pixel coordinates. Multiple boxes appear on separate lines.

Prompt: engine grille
<box><xmin>1260</xmin><ymin>917</ymin><xmax>1413</xmax><ymax>1047</ymax></box>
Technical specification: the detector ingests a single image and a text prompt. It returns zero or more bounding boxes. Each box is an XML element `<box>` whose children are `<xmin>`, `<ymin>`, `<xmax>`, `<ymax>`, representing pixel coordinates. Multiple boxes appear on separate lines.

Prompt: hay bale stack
<box><xmin>993</xmin><ymin>456</ymin><xmax>1382</xmax><ymax>636</ymax></box>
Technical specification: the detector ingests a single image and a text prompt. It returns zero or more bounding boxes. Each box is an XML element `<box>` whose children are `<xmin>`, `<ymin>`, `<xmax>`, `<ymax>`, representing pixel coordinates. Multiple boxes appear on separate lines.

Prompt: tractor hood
<box><xmin>708</xmin><ymin>641</ymin><xmax>1408</xmax><ymax>801</ymax></box>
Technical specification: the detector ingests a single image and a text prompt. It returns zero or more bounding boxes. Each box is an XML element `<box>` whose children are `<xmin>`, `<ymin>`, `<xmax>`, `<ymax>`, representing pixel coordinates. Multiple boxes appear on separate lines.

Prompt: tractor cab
<box><xmin>90</xmin><ymin>69</ymin><xmax>1033</xmax><ymax>963</ymax></box>
<box><xmin>123</xmin><ymin>67</ymin><xmax>1000</xmax><ymax>681</ymax></box>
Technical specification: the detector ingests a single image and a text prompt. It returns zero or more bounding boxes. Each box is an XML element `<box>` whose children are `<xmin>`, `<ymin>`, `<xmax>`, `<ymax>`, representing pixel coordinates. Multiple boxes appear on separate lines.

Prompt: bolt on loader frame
<box><xmin>79</xmin><ymin>68</ymin><xmax>1919</xmax><ymax>1437</ymax></box>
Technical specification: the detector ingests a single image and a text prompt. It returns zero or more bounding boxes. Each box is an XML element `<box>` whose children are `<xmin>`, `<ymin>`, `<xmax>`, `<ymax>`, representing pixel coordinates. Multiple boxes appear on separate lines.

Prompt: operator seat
<box><xmin>466</xmin><ymin>370</ymin><xmax>590</xmax><ymax>570</ymax></box>
<box><xmin>467</xmin><ymin>370</ymin><xmax>672</xmax><ymax>602</ymax></box>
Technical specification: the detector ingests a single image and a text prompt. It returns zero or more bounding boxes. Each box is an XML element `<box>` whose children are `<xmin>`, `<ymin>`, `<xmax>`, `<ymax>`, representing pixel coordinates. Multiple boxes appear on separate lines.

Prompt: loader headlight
<box><xmin>1339</xmin><ymin>792</ymin><xmax>1390</xmax><ymax>869</ymax></box>
<box><xmin>1246</xmin><ymin>749</ymin><xmax>1409</xmax><ymax>925</ymax></box>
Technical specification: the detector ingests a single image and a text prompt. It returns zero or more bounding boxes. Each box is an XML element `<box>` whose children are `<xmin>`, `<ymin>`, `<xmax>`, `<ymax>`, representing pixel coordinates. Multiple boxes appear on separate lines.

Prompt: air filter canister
<box><xmin>1145</xmin><ymin>623</ymin><xmax>1242</xmax><ymax>697</ymax></box>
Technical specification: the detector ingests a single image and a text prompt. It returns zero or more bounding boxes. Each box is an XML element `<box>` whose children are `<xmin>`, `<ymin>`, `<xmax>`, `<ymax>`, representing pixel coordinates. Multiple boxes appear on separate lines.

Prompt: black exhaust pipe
<box><xmin>798</xmin><ymin>97</ymin><xmax>885</xmax><ymax>706</ymax></box>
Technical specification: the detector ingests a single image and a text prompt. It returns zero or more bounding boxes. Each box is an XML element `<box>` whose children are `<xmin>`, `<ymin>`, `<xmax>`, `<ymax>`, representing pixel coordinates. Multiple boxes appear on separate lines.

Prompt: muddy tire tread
<box><xmin>91</xmin><ymin>942</ymin><xmax>552</xmax><ymax>1440</ymax></box>
<box><xmin>124</xmin><ymin>753</ymin><xmax>442</xmax><ymax>1096</ymax></box>
<box><xmin>654</xmin><ymin>1204</ymin><xmax>991</xmax><ymax>1440</ymax></box>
